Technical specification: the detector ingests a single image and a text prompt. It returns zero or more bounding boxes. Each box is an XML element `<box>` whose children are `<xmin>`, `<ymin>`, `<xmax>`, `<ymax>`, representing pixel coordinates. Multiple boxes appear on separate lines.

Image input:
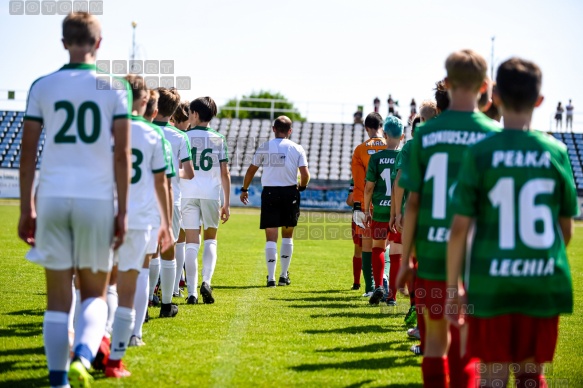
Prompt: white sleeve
<box><xmin>113</xmin><ymin>79</ymin><xmax>131</xmax><ymax>119</ymax></box>
<box><xmin>298</xmin><ymin>146</ymin><xmax>308</xmax><ymax>167</ymax></box>
<box><xmin>24</xmin><ymin>80</ymin><xmax>43</xmax><ymax>123</ymax></box>
<box><xmin>180</xmin><ymin>134</ymin><xmax>192</xmax><ymax>163</ymax></box>
<box><xmin>252</xmin><ymin>151</ymin><xmax>265</xmax><ymax>167</ymax></box>
<box><xmin>152</xmin><ymin>135</ymin><xmax>168</xmax><ymax>173</ymax></box>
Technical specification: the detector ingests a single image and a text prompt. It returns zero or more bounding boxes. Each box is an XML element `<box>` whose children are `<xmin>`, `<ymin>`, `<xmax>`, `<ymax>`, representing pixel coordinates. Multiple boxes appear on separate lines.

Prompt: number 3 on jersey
<box><xmin>131</xmin><ymin>149</ymin><xmax>143</xmax><ymax>184</ymax></box>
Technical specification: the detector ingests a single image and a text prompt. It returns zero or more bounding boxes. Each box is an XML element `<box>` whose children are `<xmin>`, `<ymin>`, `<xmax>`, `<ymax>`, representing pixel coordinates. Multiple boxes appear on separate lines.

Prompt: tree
<box><xmin>218</xmin><ymin>90</ymin><xmax>306</xmax><ymax>122</ymax></box>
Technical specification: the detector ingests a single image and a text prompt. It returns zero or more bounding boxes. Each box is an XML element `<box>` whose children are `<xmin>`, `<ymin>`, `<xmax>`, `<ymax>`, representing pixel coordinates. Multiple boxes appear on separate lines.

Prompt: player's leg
<box><xmin>265</xmin><ymin>228</ymin><xmax>279</xmax><ymax>287</ymax></box>
<box><xmin>260</xmin><ymin>187</ymin><xmax>281</xmax><ymax>287</ymax></box>
<box><xmin>130</xmin><ymin>254</ymin><xmax>151</xmax><ymax>346</ymax></box>
<box><xmin>278</xmin><ymin>226</ymin><xmax>294</xmax><ymax>285</ymax></box>
<box><xmin>361</xmin><ymin>229</ymin><xmax>375</xmax><ymax>296</ymax></box>
<box><xmin>105</xmin><ymin>265</ymin><xmax>118</xmax><ymax>335</ymax></box>
<box><xmin>199</xmin><ymin>199</ymin><xmax>222</xmax><ymax>304</ymax></box>
<box><xmin>387</xmin><ymin>233</ymin><xmax>403</xmax><ymax>306</ymax></box>
<box><xmin>183</xmin><ymin>198</ymin><xmax>201</xmax><ymax>304</ymax></box>
<box><xmin>106</xmin><ymin>229</ymin><xmax>148</xmax><ymax>377</ymax></box>
<box><xmin>369</xmin><ymin>236</ymin><xmax>386</xmax><ymax>304</ymax></box>
<box><xmin>158</xmin><ymin>205</ymin><xmax>181</xmax><ymax>317</ymax></box>
<box><xmin>351</xmin><ymin>231</ymin><xmax>362</xmax><ymax>290</ymax></box>
<box><xmin>148</xmin><ymin>247</ymin><xmax>160</xmax><ymax>307</ymax></box>
<box><xmin>174</xmin><ymin>228</ymin><xmax>186</xmax><ymax>297</ymax></box>
<box><xmin>479</xmin><ymin>363</ymin><xmax>510</xmax><ymax>387</ymax></box>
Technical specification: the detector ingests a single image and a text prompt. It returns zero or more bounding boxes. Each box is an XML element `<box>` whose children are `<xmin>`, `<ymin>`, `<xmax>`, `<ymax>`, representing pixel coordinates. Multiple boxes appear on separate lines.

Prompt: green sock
<box><xmin>361</xmin><ymin>251</ymin><xmax>375</xmax><ymax>292</ymax></box>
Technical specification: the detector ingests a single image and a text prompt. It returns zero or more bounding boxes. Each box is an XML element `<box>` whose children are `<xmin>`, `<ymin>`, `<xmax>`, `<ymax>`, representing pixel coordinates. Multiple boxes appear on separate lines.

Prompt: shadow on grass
<box><xmin>305</xmin><ymin>325</ymin><xmax>403</xmax><ymax>335</ymax></box>
<box><xmin>344</xmin><ymin>379</ymin><xmax>374</xmax><ymax>388</ymax></box>
<box><xmin>0</xmin><ymin>322</ymin><xmax>42</xmax><ymax>337</ymax></box>
<box><xmin>212</xmin><ymin>285</ymin><xmax>265</xmax><ymax>290</ymax></box>
<box><xmin>291</xmin><ymin>355</ymin><xmax>419</xmax><ymax>371</ymax></box>
<box><xmin>311</xmin><ymin>311</ymin><xmax>398</xmax><ymax>319</ymax></box>
<box><xmin>0</xmin><ymin>375</ymin><xmax>47</xmax><ymax>387</ymax></box>
<box><xmin>0</xmin><ymin>346</ymin><xmax>44</xmax><ymax>358</ymax></box>
<box><xmin>5</xmin><ymin>309</ymin><xmax>44</xmax><ymax>316</ymax></box>
<box><xmin>293</xmin><ymin>289</ymin><xmax>354</xmax><ymax>294</ymax></box>
<box><xmin>275</xmin><ymin>295</ymin><xmax>356</xmax><ymax>303</ymax></box>
<box><xmin>288</xmin><ymin>303</ymin><xmax>360</xmax><ymax>309</ymax></box>
<box><xmin>316</xmin><ymin>341</ymin><xmax>411</xmax><ymax>353</ymax></box>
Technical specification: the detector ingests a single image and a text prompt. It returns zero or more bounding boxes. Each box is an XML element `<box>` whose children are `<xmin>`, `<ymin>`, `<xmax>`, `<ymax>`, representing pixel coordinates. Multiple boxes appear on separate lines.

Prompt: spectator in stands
<box><xmin>555</xmin><ymin>101</ymin><xmax>564</xmax><ymax>131</ymax></box>
<box><xmin>373</xmin><ymin>97</ymin><xmax>380</xmax><ymax>113</ymax></box>
<box><xmin>387</xmin><ymin>94</ymin><xmax>395</xmax><ymax>115</ymax></box>
<box><xmin>353</xmin><ymin>111</ymin><xmax>364</xmax><ymax>125</ymax></box>
<box><xmin>566</xmin><ymin>99</ymin><xmax>574</xmax><ymax>131</ymax></box>
<box><xmin>410</xmin><ymin>99</ymin><xmax>417</xmax><ymax>114</ymax></box>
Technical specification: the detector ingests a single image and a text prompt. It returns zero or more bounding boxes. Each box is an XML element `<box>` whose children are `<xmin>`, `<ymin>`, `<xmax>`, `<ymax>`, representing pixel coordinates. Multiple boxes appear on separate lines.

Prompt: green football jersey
<box><xmin>452</xmin><ymin>130</ymin><xmax>579</xmax><ymax>317</ymax></box>
<box><xmin>366</xmin><ymin>149</ymin><xmax>400</xmax><ymax>222</ymax></box>
<box><xmin>399</xmin><ymin>110</ymin><xmax>500</xmax><ymax>281</ymax></box>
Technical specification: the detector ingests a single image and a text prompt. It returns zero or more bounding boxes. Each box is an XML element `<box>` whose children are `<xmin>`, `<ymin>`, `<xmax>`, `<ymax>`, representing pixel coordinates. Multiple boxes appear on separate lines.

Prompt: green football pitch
<box><xmin>1</xmin><ymin>201</ymin><xmax>582</xmax><ymax>387</ymax></box>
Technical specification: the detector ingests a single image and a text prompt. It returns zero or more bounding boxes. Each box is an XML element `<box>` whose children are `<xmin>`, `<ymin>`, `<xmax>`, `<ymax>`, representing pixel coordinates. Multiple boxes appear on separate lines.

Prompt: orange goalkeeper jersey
<box><xmin>351</xmin><ymin>136</ymin><xmax>387</xmax><ymax>203</ymax></box>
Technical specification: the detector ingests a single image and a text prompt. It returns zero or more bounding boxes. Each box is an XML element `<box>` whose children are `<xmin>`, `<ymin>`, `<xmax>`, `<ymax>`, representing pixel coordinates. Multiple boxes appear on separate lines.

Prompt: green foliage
<box><xmin>218</xmin><ymin>90</ymin><xmax>306</xmax><ymax>122</ymax></box>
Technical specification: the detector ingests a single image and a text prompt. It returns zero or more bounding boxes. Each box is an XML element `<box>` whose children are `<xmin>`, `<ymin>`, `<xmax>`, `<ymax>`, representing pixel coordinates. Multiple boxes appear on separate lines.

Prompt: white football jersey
<box><xmin>128</xmin><ymin>116</ymin><xmax>168</xmax><ymax>229</ymax></box>
<box><xmin>25</xmin><ymin>63</ymin><xmax>130</xmax><ymax>200</ymax></box>
<box><xmin>153</xmin><ymin>121</ymin><xmax>191</xmax><ymax>206</ymax></box>
<box><xmin>252</xmin><ymin>138</ymin><xmax>307</xmax><ymax>187</ymax></box>
<box><xmin>180</xmin><ymin>126</ymin><xmax>229</xmax><ymax>200</ymax></box>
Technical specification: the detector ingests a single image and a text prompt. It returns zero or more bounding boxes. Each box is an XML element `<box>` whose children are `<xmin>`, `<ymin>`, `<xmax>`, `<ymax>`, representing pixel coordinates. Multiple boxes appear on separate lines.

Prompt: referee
<box><xmin>240</xmin><ymin>116</ymin><xmax>310</xmax><ymax>287</ymax></box>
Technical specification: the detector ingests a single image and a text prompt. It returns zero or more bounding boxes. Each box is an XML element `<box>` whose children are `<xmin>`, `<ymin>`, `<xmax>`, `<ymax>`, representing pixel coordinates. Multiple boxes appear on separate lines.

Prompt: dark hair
<box><xmin>445</xmin><ymin>49</ymin><xmax>488</xmax><ymax>91</ymax></box>
<box><xmin>189</xmin><ymin>97</ymin><xmax>217</xmax><ymax>122</ymax></box>
<box><xmin>434</xmin><ymin>79</ymin><xmax>450</xmax><ymax>112</ymax></box>
<box><xmin>62</xmin><ymin>12</ymin><xmax>100</xmax><ymax>46</ymax></box>
<box><xmin>496</xmin><ymin>57</ymin><xmax>542</xmax><ymax>113</ymax></box>
<box><xmin>273</xmin><ymin>116</ymin><xmax>292</xmax><ymax>133</ymax></box>
<box><xmin>156</xmin><ymin>87</ymin><xmax>181</xmax><ymax>117</ymax></box>
<box><xmin>172</xmin><ymin>101</ymin><xmax>190</xmax><ymax>124</ymax></box>
<box><xmin>364</xmin><ymin>112</ymin><xmax>383</xmax><ymax>129</ymax></box>
<box><xmin>145</xmin><ymin>90</ymin><xmax>159</xmax><ymax>119</ymax></box>
<box><xmin>410</xmin><ymin>115</ymin><xmax>421</xmax><ymax>136</ymax></box>
<box><xmin>124</xmin><ymin>74</ymin><xmax>147</xmax><ymax>102</ymax></box>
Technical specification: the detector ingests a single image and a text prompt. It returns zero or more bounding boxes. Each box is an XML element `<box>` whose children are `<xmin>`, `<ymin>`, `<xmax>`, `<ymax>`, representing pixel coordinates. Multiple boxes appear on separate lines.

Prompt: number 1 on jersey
<box><xmin>425</xmin><ymin>153</ymin><xmax>448</xmax><ymax>219</ymax></box>
<box><xmin>380</xmin><ymin>168</ymin><xmax>392</xmax><ymax>197</ymax></box>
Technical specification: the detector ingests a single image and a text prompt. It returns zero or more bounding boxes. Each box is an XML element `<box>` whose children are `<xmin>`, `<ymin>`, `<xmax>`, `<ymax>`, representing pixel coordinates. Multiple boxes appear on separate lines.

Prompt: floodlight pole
<box><xmin>490</xmin><ymin>36</ymin><xmax>495</xmax><ymax>80</ymax></box>
<box><xmin>131</xmin><ymin>21</ymin><xmax>138</xmax><ymax>63</ymax></box>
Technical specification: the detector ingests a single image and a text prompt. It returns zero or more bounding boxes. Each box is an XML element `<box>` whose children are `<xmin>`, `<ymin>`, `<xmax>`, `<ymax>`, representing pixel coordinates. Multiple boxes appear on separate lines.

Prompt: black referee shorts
<box><xmin>260</xmin><ymin>185</ymin><xmax>300</xmax><ymax>229</ymax></box>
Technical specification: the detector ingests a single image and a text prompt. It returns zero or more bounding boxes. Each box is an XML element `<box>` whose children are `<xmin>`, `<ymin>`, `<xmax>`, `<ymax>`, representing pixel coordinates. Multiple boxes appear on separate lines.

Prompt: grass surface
<box><xmin>0</xmin><ymin>201</ymin><xmax>582</xmax><ymax>387</ymax></box>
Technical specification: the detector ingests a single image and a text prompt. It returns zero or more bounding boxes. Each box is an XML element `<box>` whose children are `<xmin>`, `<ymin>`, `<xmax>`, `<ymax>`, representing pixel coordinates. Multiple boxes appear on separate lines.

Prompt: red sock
<box><xmin>106</xmin><ymin>358</ymin><xmax>122</xmax><ymax>369</ymax></box>
<box><xmin>352</xmin><ymin>256</ymin><xmax>362</xmax><ymax>284</ymax></box>
<box><xmin>448</xmin><ymin>325</ymin><xmax>462</xmax><ymax>388</ymax></box>
<box><xmin>515</xmin><ymin>373</ymin><xmax>547</xmax><ymax>388</ymax></box>
<box><xmin>388</xmin><ymin>254</ymin><xmax>401</xmax><ymax>299</ymax></box>
<box><xmin>371</xmin><ymin>247</ymin><xmax>385</xmax><ymax>288</ymax></box>
<box><xmin>422</xmin><ymin>356</ymin><xmax>449</xmax><ymax>388</ymax></box>
<box><xmin>463</xmin><ymin>356</ymin><xmax>480</xmax><ymax>388</ymax></box>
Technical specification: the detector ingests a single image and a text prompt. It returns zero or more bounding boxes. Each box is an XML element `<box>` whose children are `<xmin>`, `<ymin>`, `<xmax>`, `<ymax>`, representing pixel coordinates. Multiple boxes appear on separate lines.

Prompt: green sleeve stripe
<box><xmin>152</xmin><ymin>167</ymin><xmax>167</xmax><ymax>173</ymax></box>
<box><xmin>113</xmin><ymin>114</ymin><xmax>132</xmax><ymax>120</ymax></box>
<box><xmin>219</xmin><ymin>158</ymin><xmax>229</xmax><ymax>163</ymax></box>
<box><xmin>166</xmin><ymin>172</ymin><xmax>176</xmax><ymax>178</ymax></box>
<box><xmin>180</xmin><ymin>157</ymin><xmax>192</xmax><ymax>162</ymax></box>
<box><xmin>24</xmin><ymin>115</ymin><xmax>43</xmax><ymax>123</ymax></box>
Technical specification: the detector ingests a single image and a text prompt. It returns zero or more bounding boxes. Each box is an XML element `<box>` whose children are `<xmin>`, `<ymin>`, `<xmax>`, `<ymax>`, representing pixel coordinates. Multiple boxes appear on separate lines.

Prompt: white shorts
<box><xmin>181</xmin><ymin>198</ymin><xmax>220</xmax><ymax>230</ymax></box>
<box><xmin>114</xmin><ymin>229</ymin><xmax>150</xmax><ymax>271</ymax></box>
<box><xmin>29</xmin><ymin>197</ymin><xmax>114</xmax><ymax>272</ymax></box>
<box><xmin>146</xmin><ymin>222</ymin><xmax>160</xmax><ymax>255</ymax></box>
<box><xmin>172</xmin><ymin>204</ymin><xmax>182</xmax><ymax>242</ymax></box>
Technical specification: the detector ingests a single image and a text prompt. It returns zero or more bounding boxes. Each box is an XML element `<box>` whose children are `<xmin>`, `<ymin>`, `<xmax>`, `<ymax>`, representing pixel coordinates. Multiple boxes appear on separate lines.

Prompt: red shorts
<box><xmin>414</xmin><ymin>278</ymin><xmax>446</xmax><ymax>320</ymax></box>
<box><xmin>388</xmin><ymin>231</ymin><xmax>402</xmax><ymax>243</ymax></box>
<box><xmin>351</xmin><ymin>221</ymin><xmax>362</xmax><ymax>246</ymax></box>
<box><xmin>370</xmin><ymin>220</ymin><xmax>389</xmax><ymax>240</ymax></box>
<box><xmin>468</xmin><ymin>314</ymin><xmax>559</xmax><ymax>363</ymax></box>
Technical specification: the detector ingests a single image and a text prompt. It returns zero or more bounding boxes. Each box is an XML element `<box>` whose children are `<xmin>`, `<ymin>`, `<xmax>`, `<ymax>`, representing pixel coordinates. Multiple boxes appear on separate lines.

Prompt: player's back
<box><xmin>456</xmin><ymin>130</ymin><xmax>577</xmax><ymax>317</ymax></box>
<box><xmin>180</xmin><ymin>126</ymin><xmax>228</xmax><ymax>200</ymax></box>
<box><xmin>153</xmin><ymin>121</ymin><xmax>191</xmax><ymax>203</ymax></box>
<box><xmin>26</xmin><ymin>64</ymin><xmax>130</xmax><ymax>200</ymax></box>
<box><xmin>367</xmin><ymin>149</ymin><xmax>400</xmax><ymax>221</ymax></box>
<box><xmin>128</xmin><ymin>116</ymin><xmax>168</xmax><ymax>229</ymax></box>
<box><xmin>351</xmin><ymin>137</ymin><xmax>387</xmax><ymax>202</ymax></box>
<box><xmin>400</xmin><ymin>110</ymin><xmax>499</xmax><ymax>280</ymax></box>
<box><xmin>254</xmin><ymin>138</ymin><xmax>306</xmax><ymax>187</ymax></box>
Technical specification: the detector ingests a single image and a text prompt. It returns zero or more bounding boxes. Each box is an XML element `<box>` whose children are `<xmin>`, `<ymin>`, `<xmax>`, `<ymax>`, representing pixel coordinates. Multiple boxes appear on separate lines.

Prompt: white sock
<box><xmin>185</xmin><ymin>243</ymin><xmax>200</xmax><ymax>297</ymax></box>
<box><xmin>133</xmin><ymin>268</ymin><xmax>149</xmax><ymax>338</ymax></box>
<box><xmin>202</xmin><ymin>239</ymin><xmax>217</xmax><ymax>285</ymax></box>
<box><xmin>160</xmin><ymin>259</ymin><xmax>176</xmax><ymax>304</ymax></box>
<box><xmin>44</xmin><ymin>311</ymin><xmax>70</xmax><ymax>387</ymax></box>
<box><xmin>280</xmin><ymin>238</ymin><xmax>293</xmax><ymax>278</ymax></box>
<box><xmin>73</xmin><ymin>298</ymin><xmax>107</xmax><ymax>369</ymax></box>
<box><xmin>105</xmin><ymin>285</ymin><xmax>117</xmax><ymax>334</ymax></box>
<box><xmin>74</xmin><ymin>289</ymin><xmax>81</xmax><ymax>327</ymax></box>
<box><xmin>109</xmin><ymin>307</ymin><xmax>135</xmax><ymax>361</ymax></box>
<box><xmin>68</xmin><ymin>284</ymin><xmax>76</xmax><ymax>346</ymax></box>
<box><xmin>174</xmin><ymin>242</ymin><xmax>186</xmax><ymax>293</ymax></box>
<box><xmin>265</xmin><ymin>241</ymin><xmax>278</xmax><ymax>281</ymax></box>
<box><xmin>149</xmin><ymin>257</ymin><xmax>160</xmax><ymax>300</ymax></box>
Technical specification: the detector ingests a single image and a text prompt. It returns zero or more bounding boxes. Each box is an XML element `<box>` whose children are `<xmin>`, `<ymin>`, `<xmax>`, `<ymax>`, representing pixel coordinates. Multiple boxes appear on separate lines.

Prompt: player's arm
<box><xmin>179</xmin><ymin>137</ymin><xmax>195</xmax><ymax>179</ymax></box>
<box><xmin>112</xmin><ymin>118</ymin><xmax>131</xmax><ymax>249</ymax></box>
<box><xmin>18</xmin><ymin>120</ymin><xmax>42</xmax><ymax>246</ymax></box>
<box><xmin>346</xmin><ymin>180</ymin><xmax>354</xmax><ymax>207</ymax></box>
<box><xmin>396</xmin><ymin>192</ymin><xmax>420</xmax><ymax>289</ymax></box>
<box><xmin>240</xmin><ymin>164</ymin><xmax>259</xmax><ymax>205</ymax></box>
<box><xmin>392</xmin><ymin>170</ymin><xmax>405</xmax><ymax>231</ymax></box>
<box><xmin>220</xmin><ymin>161</ymin><xmax>231</xmax><ymax>223</ymax></box>
<box><xmin>559</xmin><ymin>217</ymin><xmax>574</xmax><ymax>246</ymax></box>
<box><xmin>179</xmin><ymin>160</ymin><xmax>195</xmax><ymax>179</ymax></box>
<box><xmin>363</xmin><ymin>181</ymin><xmax>375</xmax><ymax>226</ymax></box>
<box><xmin>446</xmin><ymin>214</ymin><xmax>472</xmax><ymax>327</ymax></box>
<box><xmin>298</xmin><ymin>166</ymin><xmax>310</xmax><ymax>188</ymax></box>
<box><xmin>154</xmin><ymin>171</ymin><xmax>174</xmax><ymax>252</ymax></box>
